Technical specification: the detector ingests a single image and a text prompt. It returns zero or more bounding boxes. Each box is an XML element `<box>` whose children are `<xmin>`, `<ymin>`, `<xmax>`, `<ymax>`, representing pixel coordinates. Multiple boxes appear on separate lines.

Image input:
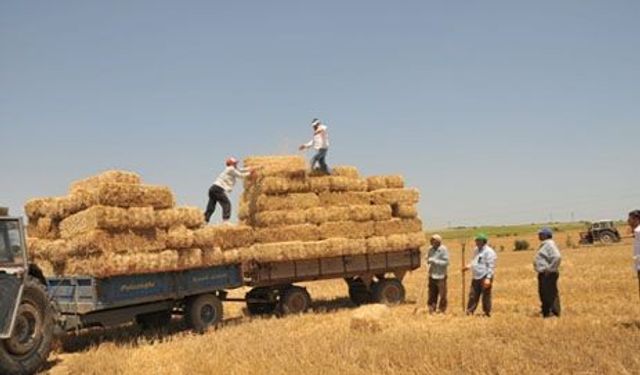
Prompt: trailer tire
<box><xmin>0</xmin><ymin>276</ymin><xmax>54</xmax><ymax>375</ymax></box>
<box><xmin>185</xmin><ymin>294</ymin><xmax>223</xmax><ymax>332</ymax></box>
<box><xmin>245</xmin><ymin>287</ymin><xmax>277</xmax><ymax>316</ymax></box>
<box><xmin>348</xmin><ymin>278</ymin><xmax>373</xmax><ymax>306</ymax></box>
<box><xmin>136</xmin><ymin>311</ymin><xmax>172</xmax><ymax>331</ymax></box>
<box><xmin>279</xmin><ymin>287</ymin><xmax>311</xmax><ymax>315</ymax></box>
<box><xmin>373</xmin><ymin>279</ymin><xmax>405</xmax><ymax>305</ymax></box>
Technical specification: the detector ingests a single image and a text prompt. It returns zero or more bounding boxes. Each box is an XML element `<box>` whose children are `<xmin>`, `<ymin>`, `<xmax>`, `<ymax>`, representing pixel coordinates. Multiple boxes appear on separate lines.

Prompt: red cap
<box><xmin>226</xmin><ymin>157</ymin><xmax>238</xmax><ymax>167</ymax></box>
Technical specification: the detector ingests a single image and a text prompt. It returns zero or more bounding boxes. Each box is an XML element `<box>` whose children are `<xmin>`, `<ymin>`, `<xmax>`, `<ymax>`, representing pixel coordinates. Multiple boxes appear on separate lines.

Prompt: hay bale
<box><xmin>256</xmin><ymin>193</ymin><xmax>320</xmax><ymax>212</ymax></box>
<box><xmin>386</xmin><ymin>234</ymin><xmax>410</xmax><ymax>251</ymax></box>
<box><xmin>329</xmin><ymin>177</ymin><xmax>368</xmax><ymax>192</ymax></box>
<box><xmin>67</xmin><ymin>229</ymin><xmax>167</xmax><ymax>256</ymax></box>
<box><xmin>374</xmin><ymin>219</ymin><xmax>423</xmax><ymax>237</ymax></box>
<box><xmin>222</xmin><ymin>248</ymin><xmax>250</xmax><ymax>264</ymax></box>
<box><xmin>27</xmin><ymin>217</ymin><xmax>60</xmax><ymax>240</ymax></box>
<box><xmin>69</xmin><ymin>170</ymin><xmax>141</xmax><ymax>193</ymax></box>
<box><xmin>306</xmin><ymin>207</ymin><xmax>351</xmax><ymax>225</ymax></box>
<box><xmin>202</xmin><ymin>247</ymin><xmax>225</xmax><ymax>266</ymax></box>
<box><xmin>260</xmin><ymin>177</ymin><xmax>311</xmax><ymax>195</ymax></box>
<box><xmin>319</xmin><ymin>192</ymin><xmax>372</xmax><ymax>207</ymax></box>
<box><xmin>309</xmin><ymin>177</ymin><xmax>332</xmax><ymax>193</ymax></box>
<box><xmin>332</xmin><ymin>166</ymin><xmax>360</xmax><ymax>179</ymax></box>
<box><xmin>366</xmin><ymin>176</ymin><xmax>387</xmax><ymax>192</ymax></box>
<box><xmin>319</xmin><ymin>221</ymin><xmax>375</xmax><ymax>240</ymax></box>
<box><xmin>70</xmin><ymin>250</ymin><xmax>180</xmax><ymax>277</ymax></box>
<box><xmin>193</xmin><ymin>225</ymin><xmax>255</xmax><ymax>250</ymax></box>
<box><xmin>250</xmin><ymin>241</ymin><xmax>305</xmax><ymax>262</ymax></box>
<box><xmin>350</xmin><ymin>304</ymin><xmax>391</xmax><ymax>333</ymax></box>
<box><xmin>407</xmin><ymin>231</ymin><xmax>428</xmax><ymax>249</ymax></box>
<box><xmin>238</xmin><ymin>202</ymin><xmax>250</xmax><ymax>221</ymax></box>
<box><xmin>392</xmin><ymin>204</ymin><xmax>418</xmax><ymax>219</ymax></box>
<box><xmin>83</xmin><ymin>183</ymin><xmax>175</xmax><ymax>209</ymax></box>
<box><xmin>254</xmin><ymin>210</ymin><xmax>308</xmax><ymax>227</ymax></box>
<box><xmin>385</xmin><ymin>176</ymin><xmax>405</xmax><ymax>189</ymax></box>
<box><xmin>370</xmin><ymin>188</ymin><xmax>419</xmax><ymax>206</ymax></box>
<box><xmin>371</xmin><ymin>205</ymin><xmax>393</xmax><ymax>221</ymax></box>
<box><xmin>24</xmin><ymin>196</ymin><xmax>86</xmax><ymax>220</ymax></box>
<box><xmin>155</xmin><ymin>207</ymin><xmax>204</xmax><ymax>229</ymax></box>
<box><xmin>178</xmin><ymin>248</ymin><xmax>203</xmax><ymax>269</ymax></box>
<box><xmin>59</xmin><ymin>206</ymin><xmax>155</xmax><ymax>238</ymax></box>
<box><xmin>244</xmin><ymin>155</ymin><xmax>307</xmax><ymax>178</ymax></box>
<box><xmin>255</xmin><ymin>224</ymin><xmax>320</xmax><ymax>244</ymax></box>
<box><xmin>366</xmin><ymin>236</ymin><xmax>388</xmax><ymax>254</ymax></box>
<box><xmin>166</xmin><ymin>225</ymin><xmax>195</xmax><ymax>249</ymax></box>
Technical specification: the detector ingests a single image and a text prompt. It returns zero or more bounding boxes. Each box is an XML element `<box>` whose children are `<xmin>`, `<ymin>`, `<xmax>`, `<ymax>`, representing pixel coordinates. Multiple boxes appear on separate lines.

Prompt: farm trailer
<box><xmin>240</xmin><ymin>248</ymin><xmax>422</xmax><ymax>315</ymax></box>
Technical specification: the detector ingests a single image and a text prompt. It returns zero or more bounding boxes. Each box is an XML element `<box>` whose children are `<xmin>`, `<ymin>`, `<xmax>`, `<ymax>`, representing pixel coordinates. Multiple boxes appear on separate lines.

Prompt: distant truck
<box><xmin>579</xmin><ymin>220</ymin><xmax>622</xmax><ymax>245</ymax></box>
<box><xmin>1</xmin><ymin>208</ymin><xmax>422</xmax><ymax>374</ymax></box>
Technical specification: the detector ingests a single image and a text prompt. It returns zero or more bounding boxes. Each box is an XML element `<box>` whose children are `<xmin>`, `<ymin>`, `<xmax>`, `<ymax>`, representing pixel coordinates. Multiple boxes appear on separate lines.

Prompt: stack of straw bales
<box><xmin>238</xmin><ymin>155</ymin><xmax>426</xmax><ymax>262</ymax></box>
<box><xmin>25</xmin><ymin>170</ymin><xmax>253</xmax><ymax>277</ymax></box>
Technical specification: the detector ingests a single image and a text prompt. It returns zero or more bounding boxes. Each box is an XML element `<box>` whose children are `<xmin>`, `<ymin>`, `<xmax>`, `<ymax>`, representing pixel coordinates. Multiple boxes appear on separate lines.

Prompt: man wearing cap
<box><xmin>426</xmin><ymin>234</ymin><xmax>449</xmax><ymax>313</ymax></box>
<box><xmin>534</xmin><ymin>228</ymin><xmax>562</xmax><ymax>318</ymax></box>
<box><xmin>463</xmin><ymin>234</ymin><xmax>497</xmax><ymax>317</ymax></box>
<box><xmin>299</xmin><ymin>118</ymin><xmax>330</xmax><ymax>174</ymax></box>
<box><xmin>204</xmin><ymin>157</ymin><xmax>256</xmax><ymax>224</ymax></box>
<box><xmin>628</xmin><ymin>210</ymin><xmax>640</xmax><ymax>299</ymax></box>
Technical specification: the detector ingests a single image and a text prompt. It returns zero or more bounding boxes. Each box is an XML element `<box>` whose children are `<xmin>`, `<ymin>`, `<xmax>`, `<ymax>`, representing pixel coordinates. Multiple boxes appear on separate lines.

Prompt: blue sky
<box><xmin>1</xmin><ymin>1</ymin><xmax>638</xmax><ymax>228</ymax></box>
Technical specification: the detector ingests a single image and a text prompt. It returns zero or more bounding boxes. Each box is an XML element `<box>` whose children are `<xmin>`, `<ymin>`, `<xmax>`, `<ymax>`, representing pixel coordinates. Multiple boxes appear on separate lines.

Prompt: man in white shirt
<box><xmin>204</xmin><ymin>157</ymin><xmax>255</xmax><ymax>224</ymax></box>
<box><xmin>463</xmin><ymin>233</ymin><xmax>497</xmax><ymax>317</ymax></box>
<box><xmin>534</xmin><ymin>228</ymin><xmax>562</xmax><ymax>318</ymax></box>
<box><xmin>299</xmin><ymin>118</ymin><xmax>330</xmax><ymax>174</ymax></box>
<box><xmin>628</xmin><ymin>210</ymin><xmax>640</xmax><ymax>299</ymax></box>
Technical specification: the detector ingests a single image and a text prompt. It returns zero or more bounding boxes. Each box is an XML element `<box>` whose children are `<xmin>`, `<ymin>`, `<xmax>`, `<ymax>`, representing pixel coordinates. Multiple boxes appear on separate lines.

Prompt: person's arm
<box><xmin>231</xmin><ymin>168</ymin><xmax>251</xmax><ymax>179</ymax></box>
<box><xmin>431</xmin><ymin>248</ymin><xmax>449</xmax><ymax>266</ymax></box>
<box><xmin>485</xmin><ymin>251</ymin><xmax>497</xmax><ymax>279</ymax></box>
<box><xmin>299</xmin><ymin>139</ymin><xmax>313</xmax><ymax>150</ymax></box>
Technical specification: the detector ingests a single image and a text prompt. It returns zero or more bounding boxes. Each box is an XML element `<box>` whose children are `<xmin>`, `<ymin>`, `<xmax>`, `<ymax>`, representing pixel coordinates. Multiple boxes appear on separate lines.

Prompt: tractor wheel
<box><xmin>0</xmin><ymin>276</ymin><xmax>55</xmax><ymax>375</ymax></box>
<box><xmin>136</xmin><ymin>310</ymin><xmax>172</xmax><ymax>331</ymax></box>
<box><xmin>599</xmin><ymin>231</ymin><xmax>616</xmax><ymax>245</ymax></box>
<box><xmin>372</xmin><ymin>279</ymin><xmax>406</xmax><ymax>305</ymax></box>
<box><xmin>278</xmin><ymin>287</ymin><xmax>312</xmax><ymax>315</ymax></box>
<box><xmin>348</xmin><ymin>278</ymin><xmax>373</xmax><ymax>306</ymax></box>
<box><xmin>185</xmin><ymin>294</ymin><xmax>223</xmax><ymax>333</ymax></box>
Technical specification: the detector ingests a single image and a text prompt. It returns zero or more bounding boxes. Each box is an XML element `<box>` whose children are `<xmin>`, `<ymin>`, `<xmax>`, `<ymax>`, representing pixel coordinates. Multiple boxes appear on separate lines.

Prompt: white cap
<box><xmin>431</xmin><ymin>234</ymin><xmax>442</xmax><ymax>242</ymax></box>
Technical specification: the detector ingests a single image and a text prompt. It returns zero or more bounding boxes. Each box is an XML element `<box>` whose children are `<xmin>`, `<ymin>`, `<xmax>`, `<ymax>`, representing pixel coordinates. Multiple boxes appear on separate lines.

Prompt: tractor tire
<box><xmin>278</xmin><ymin>287</ymin><xmax>312</xmax><ymax>315</ymax></box>
<box><xmin>372</xmin><ymin>279</ymin><xmax>406</xmax><ymax>305</ymax></box>
<box><xmin>136</xmin><ymin>310</ymin><xmax>172</xmax><ymax>331</ymax></box>
<box><xmin>599</xmin><ymin>231</ymin><xmax>616</xmax><ymax>245</ymax></box>
<box><xmin>185</xmin><ymin>294</ymin><xmax>223</xmax><ymax>333</ymax></box>
<box><xmin>348</xmin><ymin>278</ymin><xmax>373</xmax><ymax>306</ymax></box>
<box><xmin>0</xmin><ymin>276</ymin><xmax>54</xmax><ymax>375</ymax></box>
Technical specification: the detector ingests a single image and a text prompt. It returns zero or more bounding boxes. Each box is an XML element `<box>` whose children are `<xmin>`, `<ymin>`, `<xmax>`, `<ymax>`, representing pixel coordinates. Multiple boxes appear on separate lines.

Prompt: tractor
<box><xmin>579</xmin><ymin>220</ymin><xmax>622</xmax><ymax>245</ymax></box>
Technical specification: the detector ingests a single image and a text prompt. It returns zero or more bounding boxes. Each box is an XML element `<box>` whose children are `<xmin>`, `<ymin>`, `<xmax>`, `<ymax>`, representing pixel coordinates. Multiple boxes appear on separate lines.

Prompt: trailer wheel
<box><xmin>347</xmin><ymin>278</ymin><xmax>373</xmax><ymax>306</ymax></box>
<box><xmin>185</xmin><ymin>294</ymin><xmax>223</xmax><ymax>332</ymax></box>
<box><xmin>136</xmin><ymin>311</ymin><xmax>172</xmax><ymax>331</ymax></box>
<box><xmin>0</xmin><ymin>276</ymin><xmax>54</xmax><ymax>375</ymax></box>
<box><xmin>373</xmin><ymin>279</ymin><xmax>405</xmax><ymax>305</ymax></box>
<box><xmin>279</xmin><ymin>287</ymin><xmax>311</xmax><ymax>315</ymax></box>
<box><xmin>245</xmin><ymin>287</ymin><xmax>277</xmax><ymax>316</ymax></box>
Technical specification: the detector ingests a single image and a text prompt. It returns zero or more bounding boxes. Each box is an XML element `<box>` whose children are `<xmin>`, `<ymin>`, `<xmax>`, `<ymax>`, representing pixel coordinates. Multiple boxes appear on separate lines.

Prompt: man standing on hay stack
<box><xmin>534</xmin><ymin>227</ymin><xmax>562</xmax><ymax>318</ymax></box>
<box><xmin>629</xmin><ymin>210</ymin><xmax>640</xmax><ymax>300</ymax></box>
<box><xmin>204</xmin><ymin>157</ymin><xmax>256</xmax><ymax>224</ymax></box>
<box><xmin>463</xmin><ymin>233</ymin><xmax>497</xmax><ymax>317</ymax></box>
<box><xmin>427</xmin><ymin>234</ymin><xmax>449</xmax><ymax>314</ymax></box>
<box><xmin>299</xmin><ymin>118</ymin><xmax>330</xmax><ymax>174</ymax></box>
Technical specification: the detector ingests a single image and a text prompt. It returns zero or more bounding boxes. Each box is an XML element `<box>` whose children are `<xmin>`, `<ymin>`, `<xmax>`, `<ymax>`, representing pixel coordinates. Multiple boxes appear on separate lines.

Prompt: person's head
<box><xmin>311</xmin><ymin>118</ymin><xmax>321</xmax><ymax>130</ymax></box>
<box><xmin>628</xmin><ymin>210</ymin><xmax>640</xmax><ymax>230</ymax></box>
<box><xmin>538</xmin><ymin>227</ymin><xmax>553</xmax><ymax>241</ymax></box>
<box><xmin>475</xmin><ymin>233</ymin><xmax>488</xmax><ymax>248</ymax></box>
<box><xmin>225</xmin><ymin>157</ymin><xmax>239</xmax><ymax>167</ymax></box>
<box><xmin>430</xmin><ymin>234</ymin><xmax>442</xmax><ymax>248</ymax></box>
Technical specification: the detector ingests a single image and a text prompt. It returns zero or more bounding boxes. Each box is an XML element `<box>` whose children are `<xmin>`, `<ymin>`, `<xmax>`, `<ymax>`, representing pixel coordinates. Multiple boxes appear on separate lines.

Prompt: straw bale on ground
<box><xmin>319</xmin><ymin>221</ymin><xmax>375</xmax><ymax>240</ymax></box>
<box><xmin>319</xmin><ymin>192</ymin><xmax>372</xmax><ymax>207</ymax></box>
<box><xmin>255</xmin><ymin>224</ymin><xmax>320</xmax><ymax>244</ymax></box>
<box><xmin>254</xmin><ymin>210</ymin><xmax>307</xmax><ymax>227</ymax></box>
<box><xmin>59</xmin><ymin>206</ymin><xmax>155</xmax><ymax>238</ymax></box>
<box><xmin>69</xmin><ymin>170</ymin><xmax>141</xmax><ymax>193</ymax></box>
<box><xmin>374</xmin><ymin>219</ymin><xmax>423</xmax><ymax>237</ymax></box>
<box><xmin>370</xmin><ymin>188</ymin><xmax>419</xmax><ymax>205</ymax></box>
<box><xmin>257</xmin><ymin>193</ymin><xmax>319</xmax><ymax>211</ymax></box>
<box><xmin>155</xmin><ymin>207</ymin><xmax>204</xmax><ymax>229</ymax></box>
<box><xmin>193</xmin><ymin>225</ymin><xmax>255</xmax><ymax>250</ymax></box>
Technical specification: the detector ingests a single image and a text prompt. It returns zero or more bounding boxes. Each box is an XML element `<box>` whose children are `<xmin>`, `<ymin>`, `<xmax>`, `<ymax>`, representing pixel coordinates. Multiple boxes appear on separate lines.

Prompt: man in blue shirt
<box><xmin>427</xmin><ymin>234</ymin><xmax>449</xmax><ymax>313</ymax></box>
<box><xmin>534</xmin><ymin>227</ymin><xmax>562</xmax><ymax>318</ymax></box>
<box><xmin>463</xmin><ymin>233</ymin><xmax>497</xmax><ymax>317</ymax></box>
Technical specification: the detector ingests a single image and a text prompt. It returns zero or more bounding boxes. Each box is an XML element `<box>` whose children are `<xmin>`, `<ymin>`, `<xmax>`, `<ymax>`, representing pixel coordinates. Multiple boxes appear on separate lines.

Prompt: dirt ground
<box><xmin>44</xmin><ymin>234</ymin><xmax>640</xmax><ymax>375</ymax></box>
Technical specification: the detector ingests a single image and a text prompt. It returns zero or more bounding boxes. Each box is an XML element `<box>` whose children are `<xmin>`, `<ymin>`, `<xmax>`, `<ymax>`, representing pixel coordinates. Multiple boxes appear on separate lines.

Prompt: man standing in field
<box><xmin>463</xmin><ymin>233</ymin><xmax>497</xmax><ymax>317</ymax></box>
<box><xmin>427</xmin><ymin>234</ymin><xmax>449</xmax><ymax>314</ymax></box>
<box><xmin>204</xmin><ymin>157</ymin><xmax>256</xmax><ymax>224</ymax></box>
<box><xmin>629</xmin><ymin>210</ymin><xmax>640</xmax><ymax>299</ymax></box>
<box><xmin>534</xmin><ymin>228</ymin><xmax>562</xmax><ymax>318</ymax></box>
<box><xmin>299</xmin><ymin>118</ymin><xmax>330</xmax><ymax>174</ymax></box>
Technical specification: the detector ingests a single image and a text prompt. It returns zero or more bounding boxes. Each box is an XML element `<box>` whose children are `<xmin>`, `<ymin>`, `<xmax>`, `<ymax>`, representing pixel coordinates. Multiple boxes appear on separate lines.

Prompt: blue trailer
<box><xmin>47</xmin><ymin>264</ymin><xmax>243</xmax><ymax>332</ymax></box>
